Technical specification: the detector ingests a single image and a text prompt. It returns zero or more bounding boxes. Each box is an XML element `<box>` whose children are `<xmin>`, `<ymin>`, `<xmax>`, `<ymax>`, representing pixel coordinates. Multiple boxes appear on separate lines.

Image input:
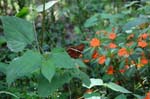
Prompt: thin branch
<box><xmin>40</xmin><ymin>0</ymin><xmax>46</xmax><ymax>50</ymax></box>
<box><xmin>0</xmin><ymin>91</ymin><xmax>19</xmax><ymax>99</ymax></box>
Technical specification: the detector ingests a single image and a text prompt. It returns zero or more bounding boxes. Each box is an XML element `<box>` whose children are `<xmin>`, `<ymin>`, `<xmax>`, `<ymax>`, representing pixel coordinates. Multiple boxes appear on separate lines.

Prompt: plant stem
<box><xmin>0</xmin><ymin>91</ymin><xmax>19</xmax><ymax>99</ymax></box>
<box><xmin>32</xmin><ymin>21</ymin><xmax>41</xmax><ymax>52</ymax></box>
<box><xmin>40</xmin><ymin>0</ymin><xmax>46</xmax><ymax>50</ymax></box>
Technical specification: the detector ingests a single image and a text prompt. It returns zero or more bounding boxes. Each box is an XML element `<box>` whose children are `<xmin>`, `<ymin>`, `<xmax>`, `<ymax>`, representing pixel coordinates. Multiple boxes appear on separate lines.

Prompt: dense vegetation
<box><xmin>0</xmin><ymin>0</ymin><xmax>150</xmax><ymax>99</ymax></box>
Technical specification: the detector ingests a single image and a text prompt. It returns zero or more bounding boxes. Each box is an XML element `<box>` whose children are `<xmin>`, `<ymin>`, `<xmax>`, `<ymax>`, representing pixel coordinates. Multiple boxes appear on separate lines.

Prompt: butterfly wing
<box><xmin>66</xmin><ymin>44</ymin><xmax>85</xmax><ymax>58</ymax></box>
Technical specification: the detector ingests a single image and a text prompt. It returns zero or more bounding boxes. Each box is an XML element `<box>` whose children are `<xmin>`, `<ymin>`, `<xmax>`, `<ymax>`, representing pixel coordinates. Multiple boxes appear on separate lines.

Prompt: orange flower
<box><xmin>109</xmin><ymin>43</ymin><xmax>117</xmax><ymax>48</ymax></box>
<box><xmin>90</xmin><ymin>38</ymin><xmax>100</xmax><ymax>47</ymax></box>
<box><xmin>141</xmin><ymin>33</ymin><xmax>148</xmax><ymax>39</ymax></box>
<box><xmin>98</xmin><ymin>55</ymin><xmax>106</xmax><ymax>64</ymax></box>
<box><xmin>109</xmin><ymin>33</ymin><xmax>116</xmax><ymax>40</ymax></box>
<box><xmin>107</xmin><ymin>66</ymin><xmax>114</xmax><ymax>75</ymax></box>
<box><xmin>141</xmin><ymin>58</ymin><xmax>148</xmax><ymax>65</ymax></box>
<box><xmin>144</xmin><ymin>92</ymin><xmax>150</xmax><ymax>99</ymax></box>
<box><xmin>138</xmin><ymin>41</ymin><xmax>147</xmax><ymax>48</ymax></box>
<box><xmin>118</xmin><ymin>48</ymin><xmax>128</xmax><ymax>57</ymax></box>
<box><xmin>92</xmin><ymin>50</ymin><xmax>99</xmax><ymax>59</ymax></box>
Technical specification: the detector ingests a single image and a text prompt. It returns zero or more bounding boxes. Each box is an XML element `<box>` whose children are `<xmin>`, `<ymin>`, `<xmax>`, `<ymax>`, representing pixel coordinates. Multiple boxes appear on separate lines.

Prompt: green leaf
<box><xmin>123</xmin><ymin>17</ymin><xmax>149</xmax><ymax>31</ymax></box>
<box><xmin>105</xmin><ymin>82</ymin><xmax>131</xmax><ymax>93</ymax></box>
<box><xmin>115</xmin><ymin>94</ymin><xmax>127</xmax><ymax>99</ymax></box>
<box><xmin>125</xmin><ymin>66</ymin><xmax>136</xmax><ymax>77</ymax></box>
<box><xmin>6</xmin><ymin>50</ymin><xmax>42</xmax><ymax>85</ymax></box>
<box><xmin>0</xmin><ymin>62</ymin><xmax>8</xmax><ymax>74</ymax></box>
<box><xmin>85</xmin><ymin>96</ymin><xmax>104</xmax><ymax>99</ymax></box>
<box><xmin>41</xmin><ymin>59</ymin><xmax>56</xmax><ymax>83</ymax></box>
<box><xmin>84</xmin><ymin>14</ymin><xmax>99</xmax><ymax>28</ymax></box>
<box><xmin>36</xmin><ymin>0</ymin><xmax>59</xmax><ymax>12</ymax></box>
<box><xmin>124</xmin><ymin>1</ymin><xmax>140</xmax><ymax>8</ymax></box>
<box><xmin>105</xmin><ymin>57</ymin><xmax>111</xmax><ymax>66</ymax></box>
<box><xmin>38</xmin><ymin>68</ymin><xmax>90</xmax><ymax>97</ymax></box>
<box><xmin>50</xmin><ymin>51</ymin><xmax>76</xmax><ymax>68</ymax></box>
<box><xmin>0</xmin><ymin>16</ymin><xmax>35</xmax><ymax>52</ymax></box>
<box><xmin>119</xmin><ymin>60</ymin><xmax>125</xmax><ymax>69</ymax></box>
<box><xmin>16</xmin><ymin>7</ymin><xmax>29</xmax><ymax>18</ymax></box>
<box><xmin>38</xmin><ymin>72</ymin><xmax>72</xmax><ymax>97</ymax></box>
<box><xmin>70</xmin><ymin>68</ymin><xmax>90</xmax><ymax>86</ymax></box>
<box><xmin>83</xmin><ymin>92</ymin><xmax>100</xmax><ymax>98</ymax></box>
<box><xmin>83</xmin><ymin>78</ymin><xmax>103</xmax><ymax>89</ymax></box>
<box><xmin>133</xmin><ymin>94</ymin><xmax>145</xmax><ymax>99</ymax></box>
<box><xmin>72</xmin><ymin>59</ymin><xmax>86</xmax><ymax>68</ymax></box>
<box><xmin>0</xmin><ymin>36</ymin><xmax>6</xmax><ymax>46</ymax></box>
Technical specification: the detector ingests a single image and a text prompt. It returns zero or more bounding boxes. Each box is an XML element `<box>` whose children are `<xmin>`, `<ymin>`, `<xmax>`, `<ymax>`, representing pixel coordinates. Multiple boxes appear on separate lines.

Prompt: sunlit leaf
<box><xmin>36</xmin><ymin>0</ymin><xmax>59</xmax><ymax>12</ymax></box>
<box><xmin>83</xmin><ymin>78</ymin><xmax>103</xmax><ymax>89</ymax></box>
<box><xmin>105</xmin><ymin>82</ymin><xmax>131</xmax><ymax>93</ymax></box>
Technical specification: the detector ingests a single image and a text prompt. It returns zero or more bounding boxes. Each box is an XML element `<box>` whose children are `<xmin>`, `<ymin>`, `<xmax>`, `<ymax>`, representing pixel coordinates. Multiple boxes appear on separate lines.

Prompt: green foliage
<box><xmin>0</xmin><ymin>16</ymin><xmax>35</xmax><ymax>52</ymax></box>
<box><xmin>36</xmin><ymin>0</ymin><xmax>59</xmax><ymax>12</ymax></box>
<box><xmin>115</xmin><ymin>94</ymin><xmax>127</xmax><ymax>99</ymax></box>
<box><xmin>41</xmin><ymin>58</ymin><xmax>56</xmax><ymax>83</ymax></box>
<box><xmin>0</xmin><ymin>0</ymin><xmax>150</xmax><ymax>98</ymax></box>
<box><xmin>6</xmin><ymin>50</ymin><xmax>42</xmax><ymax>85</ymax></box>
<box><xmin>84</xmin><ymin>14</ymin><xmax>99</xmax><ymax>28</ymax></box>
<box><xmin>105</xmin><ymin>82</ymin><xmax>131</xmax><ymax>93</ymax></box>
<box><xmin>16</xmin><ymin>7</ymin><xmax>30</xmax><ymax>18</ymax></box>
<box><xmin>123</xmin><ymin>17</ymin><xmax>150</xmax><ymax>31</ymax></box>
<box><xmin>38</xmin><ymin>68</ymin><xmax>90</xmax><ymax>97</ymax></box>
<box><xmin>0</xmin><ymin>62</ymin><xmax>8</xmax><ymax>74</ymax></box>
<box><xmin>38</xmin><ymin>72</ymin><xmax>72</xmax><ymax>97</ymax></box>
<box><xmin>50</xmin><ymin>50</ymin><xmax>77</xmax><ymax>68</ymax></box>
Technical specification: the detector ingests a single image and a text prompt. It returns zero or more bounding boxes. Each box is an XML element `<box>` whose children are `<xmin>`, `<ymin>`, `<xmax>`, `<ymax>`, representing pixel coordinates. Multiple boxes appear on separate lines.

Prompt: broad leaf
<box><xmin>83</xmin><ymin>78</ymin><xmax>103</xmax><ymax>89</ymax></box>
<box><xmin>36</xmin><ymin>0</ymin><xmax>59</xmax><ymax>12</ymax></box>
<box><xmin>0</xmin><ymin>16</ymin><xmax>35</xmax><ymax>52</ymax></box>
<box><xmin>123</xmin><ymin>17</ymin><xmax>149</xmax><ymax>31</ymax></box>
<box><xmin>70</xmin><ymin>68</ymin><xmax>90</xmax><ymax>86</ymax></box>
<box><xmin>41</xmin><ymin>59</ymin><xmax>55</xmax><ymax>83</ymax></box>
<box><xmin>0</xmin><ymin>36</ymin><xmax>6</xmax><ymax>46</ymax></box>
<box><xmin>133</xmin><ymin>94</ymin><xmax>145</xmax><ymax>99</ymax></box>
<box><xmin>85</xmin><ymin>96</ymin><xmax>104</xmax><ymax>99</ymax></box>
<box><xmin>84</xmin><ymin>14</ymin><xmax>99</xmax><ymax>28</ymax></box>
<box><xmin>115</xmin><ymin>94</ymin><xmax>127</xmax><ymax>99</ymax></box>
<box><xmin>38</xmin><ymin>72</ymin><xmax>72</xmax><ymax>97</ymax></box>
<box><xmin>50</xmin><ymin>51</ymin><xmax>76</xmax><ymax>68</ymax></box>
<box><xmin>6</xmin><ymin>50</ymin><xmax>42</xmax><ymax>85</ymax></box>
<box><xmin>0</xmin><ymin>62</ymin><xmax>8</xmax><ymax>74</ymax></box>
<box><xmin>105</xmin><ymin>82</ymin><xmax>131</xmax><ymax>93</ymax></box>
<box><xmin>72</xmin><ymin>59</ymin><xmax>86</xmax><ymax>68</ymax></box>
<box><xmin>83</xmin><ymin>92</ymin><xmax>100</xmax><ymax>98</ymax></box>
<box><xmin>16</xmin><ymin>7</ymin><xmax>29</xmax><ymax>18</ymax></box>
<box><xmin>38</xmin><ymin>68</ymin><xmax>90</xmax><ymax>97</ymax></box>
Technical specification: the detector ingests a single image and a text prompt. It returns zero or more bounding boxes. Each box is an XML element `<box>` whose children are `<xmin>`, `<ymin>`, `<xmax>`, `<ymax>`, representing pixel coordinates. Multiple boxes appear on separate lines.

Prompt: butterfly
<box><xmin>66</xmin><ymin>44</ymin><xmax>85</xmax><ymax>59</ymax></box>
